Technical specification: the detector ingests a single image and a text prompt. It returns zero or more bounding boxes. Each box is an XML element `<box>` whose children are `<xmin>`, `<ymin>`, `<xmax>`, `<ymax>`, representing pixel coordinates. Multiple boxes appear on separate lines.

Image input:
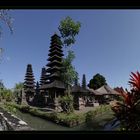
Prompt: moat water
<box><xmin>0</xmin><ymin>109</ymin><xmax>120</xmax><ymax>131</ymax></box>
<box><xmin>13</xmin><ymin>110</ymin><xmax>119</xmax><ymax>131</ymax></box>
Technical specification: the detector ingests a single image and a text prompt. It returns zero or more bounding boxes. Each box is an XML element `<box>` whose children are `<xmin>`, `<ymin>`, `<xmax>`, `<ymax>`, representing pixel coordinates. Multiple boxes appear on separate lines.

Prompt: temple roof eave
<box><xmin>40</xmin><ymin>80</ymin><xmax>65</xmax><ymax>90</ymax></box>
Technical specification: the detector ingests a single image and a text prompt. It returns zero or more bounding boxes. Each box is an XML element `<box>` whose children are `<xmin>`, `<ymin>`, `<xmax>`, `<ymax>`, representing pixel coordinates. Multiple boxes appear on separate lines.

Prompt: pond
<box><xmin>104</xmin><ymin>118</ymin><xmax>120</xmax><ymax>131</ymax></box>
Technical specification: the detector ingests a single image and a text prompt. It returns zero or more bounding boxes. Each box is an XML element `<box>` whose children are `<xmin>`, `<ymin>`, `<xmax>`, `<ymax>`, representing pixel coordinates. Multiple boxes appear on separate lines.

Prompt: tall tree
<box><xmin>13</xmin><ymin>82</ymin><xmax>23</xmax><ymax>104</ymax></box>
<box><xmin>58</xmin><ymin>16</ymin><xmax>81</xmax><ymax>47</ymax></box>
<box><xmin>58</xmin><ymin>16</ymin><xmax>81</xmax><ymax>92</ymax></box>
<box><xmin>14</xmin><ymin>82</ymin><xmax>24</xmax><ymax>90</ymax></box>
<box><xmin>82</xmin><ymin>74</ymin><xmax>86</xmax><ymax>89</ymax></box>
<box><xmin>88</xmin><ymin>73</ymin><xmax>107</xmax><ymax>90</ymax></box>
<box><xmin>61</xmin><ymin>50</ymin><xmax>78</xmax><ymax>90</ymax></box>
<box><xmin>74</xmin><ymin>72</ymin><xmax>79</xmax><ymax>86</ymax></box>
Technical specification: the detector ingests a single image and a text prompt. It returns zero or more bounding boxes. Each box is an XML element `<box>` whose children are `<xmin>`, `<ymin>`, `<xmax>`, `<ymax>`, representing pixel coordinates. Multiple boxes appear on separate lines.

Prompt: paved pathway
<box><xmin>74</xmin><ymin>106</ymin><xmax>98</xmax><ymax>114</ymax></box>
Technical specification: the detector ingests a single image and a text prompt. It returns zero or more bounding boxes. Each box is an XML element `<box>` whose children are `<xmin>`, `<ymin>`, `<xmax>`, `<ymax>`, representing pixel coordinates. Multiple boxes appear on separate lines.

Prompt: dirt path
<box><xmin>74</xmin><ymin>106</ymin><xmax>98</xmax><ymax>115</ymax></box>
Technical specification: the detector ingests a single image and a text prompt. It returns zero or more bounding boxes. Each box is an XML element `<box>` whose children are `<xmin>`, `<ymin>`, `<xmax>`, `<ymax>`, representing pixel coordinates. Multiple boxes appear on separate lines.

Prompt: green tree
<box><xmin>13</xmin><ymin>82</ymin><xmax>24</xmax><ymax>104</ymax></box>
<box><xmin>4</xmin><ymin>89</ymin><xmax>13</xmax><ymax>102</ymax></box>
<box><xmin>58</xmin><ymin>16</ymin><xmax>81</xmax><ymax>93</ymax></box>
<box><xmin>88</xmin><ymin>73</ymin><xmax>107</xmax><ymax>90</ymax></box>
<box><xmin>61</xmin><ymin>50</ymin><xmax>78</xmax><ymax>88</ymax></box>
<box><xmin>82</xmin><ymin>74</ymin><xmax>87</xmax><ymax>89</ymax></box>
<box><xmin>0</xmin><ymin>88</ymin><xmax>13</xmax><ymax>102</ymax></box>
<box><xmin>74</xmin><ymin>72</ymin><xmax>79</xmax><ymax>86</ymax></box>
<box><xmin>14</xmin><ymin>82</ymin><xmax>24</xmax><ymax>90</ymax></box>
<box><xmin>58</xmin><ymin>16</ymin><xmax>81</xmax><ymax>47</ymax></box>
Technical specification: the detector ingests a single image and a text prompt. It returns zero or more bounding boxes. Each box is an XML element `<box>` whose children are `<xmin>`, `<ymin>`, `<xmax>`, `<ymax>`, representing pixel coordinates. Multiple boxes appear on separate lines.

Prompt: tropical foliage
<box><xmin>111</xmin><ymin>71</ymin><xmax>140</xmax><ymax>131</ymax></box>
<box><xmin>0</xmin><ymin>88</ymin><xmax>13</xmax><ymax>102</ymax></box>
<box><xmin>14</xmin><ymin>82</ymin><xmax>24</xmax><ymax>91</ymax></box>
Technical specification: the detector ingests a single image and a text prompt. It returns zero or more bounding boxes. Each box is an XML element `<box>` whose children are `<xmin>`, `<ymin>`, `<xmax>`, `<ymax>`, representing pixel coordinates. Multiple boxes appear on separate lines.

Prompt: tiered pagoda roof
<box><xmin>41</xmin><ymin>80</ymin><xmax>65</xmax><ymax>89</ymax></box>
<box><xmin>24</xmin><ymin>64</ymin><xmax>35</xmax><ymax>92</ymax></box>
<box><xmin>40</xmin><ymin>67</ymin><xmax>46</xmax><ymax>86</ymax></box>
<box><xmin>40</xmin><ymin>33</ymin><xmax>65</xmax><ymax>90</ymax></box>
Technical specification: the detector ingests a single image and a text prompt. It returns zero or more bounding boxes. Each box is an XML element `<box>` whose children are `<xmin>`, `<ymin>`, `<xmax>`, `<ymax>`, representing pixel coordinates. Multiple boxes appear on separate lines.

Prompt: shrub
<box><xmin>20</xmin><ymin>104</ymin><xmax>30</xmax><ymax>112</ymax></box>
<box><xmin>58</xmin><ymin>95</ymin><xmax>74</xmax><ymax>114</ymax></box>
<box><xmin>1</xmin><ymin>89</ymin><xmax>13</xmax><ymax>102</ymax></box>
<box><xmin>86</xmin><ymin>111</ymin><xmax>95</xmax><ymax>122</ymax></box>
<box><xmin>2</xmin><ymin>103</ymin><xmax>17</xmax><ymax>114</ymax></box>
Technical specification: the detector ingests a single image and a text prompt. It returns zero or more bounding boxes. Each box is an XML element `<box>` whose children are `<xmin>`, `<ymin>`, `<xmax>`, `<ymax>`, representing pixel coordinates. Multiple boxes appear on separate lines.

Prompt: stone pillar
<box><xmin>21</xmin><ymin>89</ymin><xmax>28</xmax><ymax>105</ymax></box>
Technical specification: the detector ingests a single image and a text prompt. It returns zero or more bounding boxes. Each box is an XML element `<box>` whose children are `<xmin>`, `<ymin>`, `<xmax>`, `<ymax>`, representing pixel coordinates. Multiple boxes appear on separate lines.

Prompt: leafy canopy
<box><xmin>88</xmin><ymin>73</ymin><xmax>107</xmax><ymax>90</ymax></box>
<box><xmin>58</xmin><ymin>16</ymin><xmax>81</xmax><ymax>47</ymax></box>
<box><xmin>14</xmin><ymin>82</ymin><xmax>24</xmax><ymax>90</ymax></box>
<box><xmin>61</xmin><ymin>50</ymin><xmax>78</xmax><ymax>87</ymax></box>
<box><xmin>58</xmin><ymin>16</ymin><xmax>81</xmax><ymax>89</ymax></box>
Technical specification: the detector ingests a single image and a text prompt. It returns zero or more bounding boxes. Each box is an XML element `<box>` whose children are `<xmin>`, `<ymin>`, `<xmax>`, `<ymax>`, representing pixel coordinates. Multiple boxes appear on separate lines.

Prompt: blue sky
<box><xmin>0</xmin><ymin>9</ymin><xmax>140</xmax><ymax>90</ymax></box>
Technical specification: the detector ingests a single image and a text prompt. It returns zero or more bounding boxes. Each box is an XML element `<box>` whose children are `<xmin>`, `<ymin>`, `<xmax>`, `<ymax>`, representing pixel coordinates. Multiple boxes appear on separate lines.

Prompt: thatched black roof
<box><xmin>47</xmin><ymin>55</ymin><xmax>62</xmax><ymax>61</ymax></box>
<box><xmin>40</xmin><ymin>80</ymin><xmax>65</xmax><ymax>89</ymax></box>
<box><xmin>48</xmin><ymin>50</ymin><xmax>64</xmax><ymax>57</ymax></box>
<box><xmin>95</xmin><ymin>85</ymin><xmax>120</xmax><ymax>95</ymax></box>
<box><xmin>46</xmin><ymin>66</ymin><xmax>61</xmax><ymax>73</ymax></box>
<box><xmin>90</xmin><ymin>85</ymin><xmax>119</xmax><ymax>95</ymax></box>
<box><xmin>46</xmin><ymin>60</ymin><xmax>62</xmax><ymax>67</ymax></box>
<box><xmin>71</xmin><ymin>85</ymin><xmax>120</xmax><ymax>96</ymax></box>
<box><xmin>71</xmin><ymin>85</ymin><xmax>89</xmax><ymax>93</ymax></box>
<box><xmin>87</xmin><ymin>88</ymin><xmax>101</xmax><ymax>95</ymax></box>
